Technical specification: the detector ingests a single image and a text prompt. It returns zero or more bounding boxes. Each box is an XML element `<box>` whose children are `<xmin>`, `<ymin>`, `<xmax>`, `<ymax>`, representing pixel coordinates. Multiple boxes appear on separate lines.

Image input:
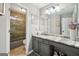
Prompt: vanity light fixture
<box><xmin>44</xmin><ymin>5</ymin><xmax>60</xmax><ymax>15</ymax></box>
<box><xmin>50</xmin><ymin>7</ymin><xmax>55</xmax><ymax>13</ymax></box>
<box><xmin>55</xmin><ymin>5</ymin><xmax>60</xmax><ymax>12</ymax></box>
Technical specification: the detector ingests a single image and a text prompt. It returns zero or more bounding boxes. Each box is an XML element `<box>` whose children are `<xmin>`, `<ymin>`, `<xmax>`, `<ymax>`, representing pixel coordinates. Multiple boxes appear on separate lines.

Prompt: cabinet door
<box><xmin>32</xmin><ymin>37</ymin><xmax>39</xmax><ymax>53</ymax></box>
<box><xmin>39</xmin><ymin>42</ymin><xmax>50</xmax><ymax>56</ymax></box>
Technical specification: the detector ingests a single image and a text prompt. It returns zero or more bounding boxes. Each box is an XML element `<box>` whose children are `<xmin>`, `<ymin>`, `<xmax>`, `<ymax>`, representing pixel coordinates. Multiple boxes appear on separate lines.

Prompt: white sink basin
<box><xmin>45</xmin><ymin>36</ymin><xmax>61</xmax><ymax>42</ymax></box>
<box><xmin>59</xmin><ymin>39</ymin><xmax>75</xmax><ymax>45</ymax></box>
<box><xmin>75</xmin><ymin>41</ymin><xmax>79</xmax><ymax>47</ymax></box>
<box><xmin>54</xmin><ymin>37</ymin><xmax>62</xmax><ymax>42</ymax></box>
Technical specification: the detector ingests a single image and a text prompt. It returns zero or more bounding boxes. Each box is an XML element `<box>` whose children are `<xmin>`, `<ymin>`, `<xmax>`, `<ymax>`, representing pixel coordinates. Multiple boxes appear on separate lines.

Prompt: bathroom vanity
<box><xmin>31</xmin><ymin>3</ymin><xmax>79</xmax><ymax>56</ymax></box>
<box><xmin>32</xmin><ymin>35</ymin><xmax>79</xmax><ymax>56</ymax></box>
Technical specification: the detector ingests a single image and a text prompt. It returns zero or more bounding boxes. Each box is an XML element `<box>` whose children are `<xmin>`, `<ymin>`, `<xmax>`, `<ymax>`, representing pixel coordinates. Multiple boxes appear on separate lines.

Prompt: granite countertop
<box><xmin>33</xmin><ymin>34</ymin><xmax>79</xmax><ymax>48</ymax></box>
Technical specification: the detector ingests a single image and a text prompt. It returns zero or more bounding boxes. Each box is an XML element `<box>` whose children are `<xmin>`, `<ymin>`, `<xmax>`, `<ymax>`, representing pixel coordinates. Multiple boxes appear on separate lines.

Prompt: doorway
<box><xmin>10</xmin><ymin>4</ymin><xmax>27</xmax><ymax>56</ymax></box>
<box><xmin>61</xmin><ymin>17</ymin><xmax>72</xmax><ymax>37</ymax></box>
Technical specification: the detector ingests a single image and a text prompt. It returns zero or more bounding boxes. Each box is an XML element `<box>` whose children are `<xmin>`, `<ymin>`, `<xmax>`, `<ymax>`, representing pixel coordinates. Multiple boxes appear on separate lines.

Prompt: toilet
<box><xmin>23</xmin><ymin>39</ymin><xmax>26</xmax><ymax>49</ymax></box>
<box><xmin>23</xmin><ymin>39</ymin><xmax>26</xmax><ymax>45</ymax></box>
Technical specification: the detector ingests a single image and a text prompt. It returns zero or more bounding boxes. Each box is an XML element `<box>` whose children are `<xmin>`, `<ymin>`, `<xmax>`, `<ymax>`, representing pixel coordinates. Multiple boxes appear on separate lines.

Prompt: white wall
<box><xmin>72</xmin><ymin>4</ymin><xmax>77</xmax><ymax>22</ymax></box>
<box><xmin>0</xmin><ymin>3</ymin><xmax>10</xmax><ymax>53</ymax></box>
<box><xmin>0</xmin><ymin>3</ymin><xmax>39</xmax><ymax>55</ymax></box>
<box><xmin>77</xmin><ymin>4</ymin><xmax>79</xmax><ymax>40</ymax></box>
<box><xmin>19</xmin><ymin>3</ymin><xmax>39</xmax><ymax>54</ymax></box>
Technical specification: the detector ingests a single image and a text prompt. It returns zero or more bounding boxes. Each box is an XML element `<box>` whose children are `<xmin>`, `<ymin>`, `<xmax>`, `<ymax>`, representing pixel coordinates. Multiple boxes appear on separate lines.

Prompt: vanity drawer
<box><xmin>38</xmin><ymin>38</ymin><xmax>43</xmax><ymax>42</ymax></box>
<box><xmin>43</xmin><ymin>39</ymin><xmax>49</xmax><ymax>44</ymax></box>
<box><xmin>49</xmin><ymin>40</ymin><xmax>56</xmax><ymax>45</ymax></box>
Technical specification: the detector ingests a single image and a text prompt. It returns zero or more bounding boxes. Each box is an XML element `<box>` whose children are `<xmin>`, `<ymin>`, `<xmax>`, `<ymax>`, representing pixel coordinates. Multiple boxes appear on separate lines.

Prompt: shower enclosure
<box><xmin>10</xmin><ymin>5</ymin><xmax>26</xmax><ymax>49</ymax></box>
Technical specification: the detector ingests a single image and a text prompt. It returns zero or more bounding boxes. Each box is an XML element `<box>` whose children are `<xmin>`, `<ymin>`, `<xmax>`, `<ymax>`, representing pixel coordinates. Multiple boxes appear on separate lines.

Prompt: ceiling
<box><xmin>41</xmin><ymin>3</ymin><xmax>75</xmax><ymax>14</ymax></box>
<box><xmin>40</xmin><ymin>3</ymin><xmax>75</xmax><ymax>18</ymax></box>
<box><xmin>10</xmin><ymin>4</ymin><xmax>26</xmax><ymax>14</ymax></box>
<box><xmin>10</xmin><ymin>3</ymin><xmax>75</xmax><ymax>15</ymax></box>
<box><xmin>30</xmin><ymin>3</ymin><xmax>49</xmax><ymax>8</ymax></box>
<box><xmin>28</xmin><ymin>3</ymin><xmax>75</xmax><ymax>9</ymax></box>
<box><xmin>22</xmin><ymin>3</ymin><xmax>49</xmax><ymax>9</ymax></box>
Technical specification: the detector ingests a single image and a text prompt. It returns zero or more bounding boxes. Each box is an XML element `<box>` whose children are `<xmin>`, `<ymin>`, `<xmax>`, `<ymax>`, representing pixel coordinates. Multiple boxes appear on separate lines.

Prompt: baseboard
<box><xmin>0</xmin><ymin>53</ymin><xmax>8</xmax><ymax>56</ymax></box>
<box><xmin>27</xmin><ymin>50</ymin><xmax>33</xmax><ymax>56</ymax></box>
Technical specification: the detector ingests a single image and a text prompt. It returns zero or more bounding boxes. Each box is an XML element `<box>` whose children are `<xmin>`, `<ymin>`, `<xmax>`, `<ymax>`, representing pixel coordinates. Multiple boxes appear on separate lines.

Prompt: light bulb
<box><xmin>45</xmin><ymin>9</ymin><xmax>51</xmax><ymax>15</ymax></box>
<box><xmin>55</xmin><ymin>6</ymin><xmax>60</xmax><ymax>12</ymax></box>
<box><xmin>21</xmin><ymin>8</ymin><xmax>26</xmax><ymax>12</ymax></box>
<box><xmin>50</xmin><ymin>7</ymin><xmax>55</xmax><ymax>13</ymax></box>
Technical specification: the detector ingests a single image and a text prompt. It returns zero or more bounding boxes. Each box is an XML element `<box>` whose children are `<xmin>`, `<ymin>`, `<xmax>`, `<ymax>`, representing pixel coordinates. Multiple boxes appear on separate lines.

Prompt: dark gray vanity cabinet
<box><xmin>49</xmin><ymin>40</ymin><xmax>79</xmax><ymax>56</ymax></box>
<box><xmin>32</xmin><ymin>36</ymin><xmax>79</xmax><ymax>56</ymax></box>
<box><xmin>32</xmin><ymin>36</ymin><xmax>51</xmax><ymax>56</ymax></box>
<box><xmin>39</xmin><ymin>41</ymin><xmax>51</xmax><ymax>56</ymax></box>
<box><xmin>32</xmin><ymin>36</ymin><xmax>39</xmax><ymax>53</ymax></box>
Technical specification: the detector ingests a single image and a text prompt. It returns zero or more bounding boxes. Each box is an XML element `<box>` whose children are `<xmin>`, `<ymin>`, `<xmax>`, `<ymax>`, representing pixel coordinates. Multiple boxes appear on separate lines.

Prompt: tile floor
<box><xmin>10</xmin><ymin>45</ymin><xmax>26</xmax><ymax>56</ymax></box>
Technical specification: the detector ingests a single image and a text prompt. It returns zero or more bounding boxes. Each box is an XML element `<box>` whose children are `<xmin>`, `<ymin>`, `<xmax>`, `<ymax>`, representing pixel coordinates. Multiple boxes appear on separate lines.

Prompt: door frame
<box><xmin>8</xmin><ymin>3</ymin><xmax>29</xmax><ymax>55</ymax></box>
<box><xmin>61</xmin><ymin>17</ymin><xmax>72</xmax><ymax>37</ymax></box>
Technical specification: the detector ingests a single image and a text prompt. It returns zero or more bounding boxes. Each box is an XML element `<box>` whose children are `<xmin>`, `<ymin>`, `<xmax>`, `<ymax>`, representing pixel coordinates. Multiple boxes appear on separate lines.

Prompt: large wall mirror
<box><xmin>39</xmin><ymin>3</ymin><xmax>78</xmax><ymax>39</ymax></box>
